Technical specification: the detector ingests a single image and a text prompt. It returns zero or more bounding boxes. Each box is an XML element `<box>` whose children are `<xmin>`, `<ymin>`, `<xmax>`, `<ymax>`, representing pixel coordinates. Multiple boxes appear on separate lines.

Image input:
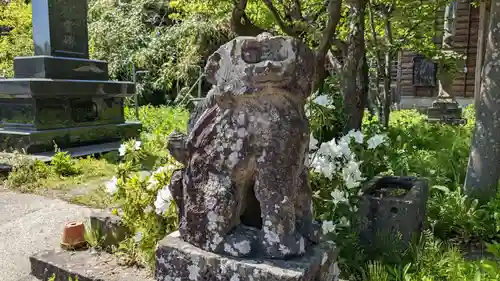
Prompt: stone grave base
<box><xmin>0</xmin><ymin>121</ymin><xmax>141</xmax><ymax>154</ymax></box>
<box><xmin>29</xmin><ymin>249</ymin><xmax>154</xmax><ymax>281</ymax></box>
<box><xmin>426</xmin><ymin>100</ymin><xmax>466</xmax><ymax>125</ymax></box>
<box><xmin>156</xmin><ymin>231</ymin><xmax>340</xmax><ymax>281</ymax></box>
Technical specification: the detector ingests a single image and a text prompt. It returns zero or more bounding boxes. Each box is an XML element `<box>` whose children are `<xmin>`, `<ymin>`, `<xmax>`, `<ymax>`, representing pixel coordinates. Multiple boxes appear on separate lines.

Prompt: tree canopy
<box><xmin>0</xmin><ymin>0</ymin><xmax>32</xmax><ymax>77</ymax></box>
<box><xmin>0</xmin><ymin>0</ymin><xmax>458</xmax><ymax>114</ymax></box>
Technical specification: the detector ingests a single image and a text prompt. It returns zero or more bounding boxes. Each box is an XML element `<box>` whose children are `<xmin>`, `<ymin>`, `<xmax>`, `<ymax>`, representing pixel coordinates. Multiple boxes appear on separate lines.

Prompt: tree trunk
<box><xmin>359</xmin><ymin>53</ymin><xmax>369</xmax><ymax>119</ymax></box>
<box><xmin>342</xmin><ymin>0</ymin><xmax>367</xmax><ymax>131</ymax></box>
<box><xmin>367</xmin><ymin>0</ymin><xmax>382</xmax><ymax>117</ymax></box>
<box><xmin>382</xmin><ymin>10</ymin><xmax>394</xmax><ymax>128</ymax></box>
<box><xmin>231</xmin><ymin>0</ymin><xmax>267</xmax><ymax>36</ymax></box>
<box><xmin>313</xmin><ymin>0</ymin><xmax>342</xmax><ymax>93</ymax></box>
<box><xmin>463</xmin><ymin>0</ymin><xmax>500</xmax><ymax>201</ymax></box>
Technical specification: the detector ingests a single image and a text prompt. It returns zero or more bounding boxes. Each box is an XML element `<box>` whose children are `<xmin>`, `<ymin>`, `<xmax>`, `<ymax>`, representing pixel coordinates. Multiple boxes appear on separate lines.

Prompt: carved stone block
<box><xmin>358</xmin><ymin>176</ymin><xmax>429</xmax><ymax>250</ymax></box>
<box><xmin>156</xmin><ymin>231</ymin><xmax>340</xmax><ymax>281</ymax></box>
<box><xmin>427</xmin><ymin>100</ymin><xmax>466</xmax><ymax>125</ymax></box>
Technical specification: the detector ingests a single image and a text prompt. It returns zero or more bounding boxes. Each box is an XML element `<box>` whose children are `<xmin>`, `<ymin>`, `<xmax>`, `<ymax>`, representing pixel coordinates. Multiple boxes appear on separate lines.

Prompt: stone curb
<box><xmin>29</xmin><ymin>249</ymin><xmax>154</xmax><ymax>281</ymax></box>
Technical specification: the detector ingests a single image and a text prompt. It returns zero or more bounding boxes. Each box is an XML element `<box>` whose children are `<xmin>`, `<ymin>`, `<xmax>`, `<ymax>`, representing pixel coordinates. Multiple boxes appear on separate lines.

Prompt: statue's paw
<box><xmin>296</xmin><ymin>219</ymin><xmax>321</xmax><ymax>244</ymax></box>
<box><xmin>218</xmin><ymin>225</ymin><xmax>259</xmax><ymax>258</ymax></box>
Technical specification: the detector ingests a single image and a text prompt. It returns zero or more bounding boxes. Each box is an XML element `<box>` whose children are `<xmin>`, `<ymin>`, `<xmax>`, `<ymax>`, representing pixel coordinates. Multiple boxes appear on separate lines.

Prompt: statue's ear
<box><xmin>204</xmin><ymin>51</ymin><xmax>222</xmax><ymax>85</ymax></box>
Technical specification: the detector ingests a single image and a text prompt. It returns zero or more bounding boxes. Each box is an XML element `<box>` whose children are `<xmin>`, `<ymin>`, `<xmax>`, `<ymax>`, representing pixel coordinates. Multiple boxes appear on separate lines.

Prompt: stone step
<box><xmin>29</xmin><ymin>249</ymin><xmax>155</xmax><ymax>281</ymax></box>
<box><xmin>31</xmin><ymin>141</ymin><xmax>123</xmax><ymax>162</ymax></box>
<box><xmin>0</xmin><ymin>141</ymin><xmax>123</xmax><ymax>175</ymax></box>
<box><xmin>0</xmin><ymin>140</ymin><xmax>123</xmax><ymax>167</ymax></box>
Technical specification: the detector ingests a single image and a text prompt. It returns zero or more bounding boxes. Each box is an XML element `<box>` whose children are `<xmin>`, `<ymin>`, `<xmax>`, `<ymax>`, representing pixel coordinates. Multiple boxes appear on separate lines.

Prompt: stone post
<box><xmin>427</xmin><ymin>1</ymin><xmax>466</xmax><ymax>124</ymax></box>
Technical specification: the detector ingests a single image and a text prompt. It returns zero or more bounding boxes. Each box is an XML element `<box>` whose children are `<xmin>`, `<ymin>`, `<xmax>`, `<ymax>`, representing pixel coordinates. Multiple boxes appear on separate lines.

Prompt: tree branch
<box><xmin>292</xmin><ymin>0</ymin><xmax>303</xmax><ymax>20</ymax></box>
<box><xmin>231</xmin><ymin>0</ymin><xmax>266</xmax><ymax>36</ymax></box>
<box><xmin>262</xmin><ymin>0</ymin><xmax>298</xmax><ymax>36</ymax></box>
<box><xmin>399</xmin><ymin>2</ymin><xmax>443</xmax><ymax>45</ymax></box>
<box><xmin>313</xmin><ymin>0</ymin><xmax>343</xmax><ymax>91</ymax></box>
<box><xmin>332</xmin><ymin>38</ymin><xmax>347</xmax><ymax>54</ymax></box>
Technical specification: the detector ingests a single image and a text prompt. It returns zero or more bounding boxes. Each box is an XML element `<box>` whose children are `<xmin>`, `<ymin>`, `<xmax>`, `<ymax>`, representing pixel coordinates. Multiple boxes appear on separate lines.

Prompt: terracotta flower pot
<box><xmin>61</xmin><ymin>221</ymin><xmax>86</xmax><ymax>250</ymax></box>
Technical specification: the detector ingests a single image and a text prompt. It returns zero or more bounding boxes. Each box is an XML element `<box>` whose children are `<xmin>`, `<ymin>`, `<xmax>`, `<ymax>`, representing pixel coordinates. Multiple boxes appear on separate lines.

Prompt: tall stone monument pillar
<box><xmin>156</xmin><ymin>33</ymin><xmax>340</xmax><ymax>281</ymax></box>
<box><xmin>0</xmin><ymin>0</ymin><xmax>140</xmax><ymax>154</ymax></box>
<box><xmin>426</xmin><ymin>1</ymin><xmax>466</xmax><ymax>125</ymax></box>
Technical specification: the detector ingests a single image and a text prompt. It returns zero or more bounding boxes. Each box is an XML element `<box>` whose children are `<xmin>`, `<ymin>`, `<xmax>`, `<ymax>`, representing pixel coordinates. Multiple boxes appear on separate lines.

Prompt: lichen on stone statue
<box><xmin>167</xmin><ymin>32</ymin><xmax>320</xmax><ymax>259</ymax></box>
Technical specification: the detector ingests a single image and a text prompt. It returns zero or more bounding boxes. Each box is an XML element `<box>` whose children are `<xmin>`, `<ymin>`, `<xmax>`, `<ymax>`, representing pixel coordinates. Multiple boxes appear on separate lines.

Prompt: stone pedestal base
<box><xmin>0</xmin><ymin>122</ymin><xmax>141</xmax><ymax>153</ymax></box>
<box><xmin>426</xmin><ymin>99</ymin><xmax>465</xmax><ymax>125</ymax></box>
<box><xmin>156</xmin><ymin>231</ymin><xmax>340</xmax><ymax>281</ymax></box>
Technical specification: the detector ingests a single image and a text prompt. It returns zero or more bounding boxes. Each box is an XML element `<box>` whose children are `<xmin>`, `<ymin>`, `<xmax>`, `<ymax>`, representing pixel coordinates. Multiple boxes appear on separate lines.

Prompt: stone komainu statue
<box><xmin>167</xmin><ymin>33</ymin><xmax>319</xmax><ymax>259</ymax></box>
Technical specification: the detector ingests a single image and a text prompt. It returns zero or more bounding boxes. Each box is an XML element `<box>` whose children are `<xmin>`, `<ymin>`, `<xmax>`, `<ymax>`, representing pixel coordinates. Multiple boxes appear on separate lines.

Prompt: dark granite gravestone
<box><xmin>0</xmin><ymin>0</ymin><xmax>140</xmax><ymax>154</ymax></box>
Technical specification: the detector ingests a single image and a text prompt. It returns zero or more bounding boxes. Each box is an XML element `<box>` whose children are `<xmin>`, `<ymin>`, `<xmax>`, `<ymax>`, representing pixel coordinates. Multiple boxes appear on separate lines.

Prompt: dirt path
<box><xmin>0</xmin><ymin>189</ymin><xmax>98</xmax><ymax>281</ymax></box>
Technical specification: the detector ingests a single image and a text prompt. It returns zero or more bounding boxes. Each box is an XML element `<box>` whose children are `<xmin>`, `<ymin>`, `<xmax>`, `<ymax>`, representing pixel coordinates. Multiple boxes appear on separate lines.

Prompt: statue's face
<box><xmin>238</xmin><ymin>36</ymin><xmax>295</xmax><ymax>86</ymax></box>
<box><xmin>205</xmin><ymin>33</ymin><xmax>314</xmax><ymax>97</ymax></box>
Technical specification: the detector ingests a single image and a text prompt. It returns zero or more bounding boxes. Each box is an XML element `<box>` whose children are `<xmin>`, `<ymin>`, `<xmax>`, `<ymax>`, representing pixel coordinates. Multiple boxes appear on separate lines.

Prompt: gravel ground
<box><xmin>0</xmin><ymin>189</ymin><xmax>97</xmax><ymax>281</ymax></box>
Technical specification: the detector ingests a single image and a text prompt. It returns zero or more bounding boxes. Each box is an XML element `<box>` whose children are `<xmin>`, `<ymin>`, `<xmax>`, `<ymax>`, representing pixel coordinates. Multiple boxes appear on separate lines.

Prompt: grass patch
<box><xmin>1</xmin><ymin>152</ymin><xmax>116</xmax><ymax>207</ymax></box>
<box><xmin>69</xmin><ymin>186</ymin><xmax>112</xmax><ymax>209</ymax></box>
<box><xmin>0</xmin><ymin>106</ymin><xmax>190</xmax><ymax>209</ymax></box>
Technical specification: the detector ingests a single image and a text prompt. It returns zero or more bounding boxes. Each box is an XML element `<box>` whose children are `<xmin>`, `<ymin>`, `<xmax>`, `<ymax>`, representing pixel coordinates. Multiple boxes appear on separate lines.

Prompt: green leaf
<box><xmin>474</xmin><ymin>270</ymin><xmax>482</xmax><ymax>281</ymax></box>
<box><xmin>431</xmin><ymin>185</ymin><xmax>450</xmax><ymax>194</ymax></box>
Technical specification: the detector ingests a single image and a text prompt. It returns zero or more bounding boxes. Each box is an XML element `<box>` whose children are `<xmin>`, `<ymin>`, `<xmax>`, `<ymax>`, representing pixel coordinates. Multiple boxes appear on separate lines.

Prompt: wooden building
<box><xmin>396</xmin><ymin>0</ymin><xmax>480</xmax><ymax>109</ymax></box>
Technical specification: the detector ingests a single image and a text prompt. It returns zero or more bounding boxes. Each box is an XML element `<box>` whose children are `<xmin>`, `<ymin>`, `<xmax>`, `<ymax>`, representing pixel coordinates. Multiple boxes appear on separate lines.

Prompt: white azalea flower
<box><xmin>344</xmin><ymin>176</ymin><xmax>361</xmax><ymax>189</ymax></box>
<box><xmin>134</xmin><ymin>141</ymin><xmax>142</xmax><ymax>150</ymax></box>
<box><xmin>305</xmin><ymin>106</ymin><xmax>311</xmax><ymax>117</ymax></box>
<box><xmin>317</xmin><ymin>141</ymin><xmax>335</xmax><ymax>157</ymax></box>
<box><xmin>154</xmin><ymin>186</ymin><xmax>173</xmax><ymax>215</ymax></box>
<box><xmin>105</xmin><ymin>176</ymin><xmax>118</xmax><ymax>195</ymax></box>
<box><xmin>138</xmin><ymin>170</ymin><xmax>151</xmax><ymax>181</ymax></box>
<box><xmin>331</xmin><ymin>189</ymin><xmax>348</xmax><ymax>204</ymax></box>
<box><xmin>316</xmin><ymin>139</ymin><xmax>348</xmax><ymax>160</ymax></box>
<box><xmin>367</xmin><ymin>134</ymin><xmax>387</xmax><ymax>149</ymax></box>
<box><xmin>153</xmin><ymin>166</ymin><xmax>169</xmax><ymax>175</ymax></box>
<box><xmin>118</xmin><ymin>144</ymin><xmax>127</xmax><ymax>156</ymax></box>
<box><xmin>345</xmin><ymin>130</ymin><xmax>364</xmax><ymax>144</ymax></box>
<box><xmin>336</xmin><ymin>138</ymin><xmax>352</xmax><ymax>158</ymax></box>
<box><xmin>314</xmin><ymin>95</ymin><xmax>330</xmax><ymax>106</ymax></box>
<box><xmin>322</xmin><ymin>220</ymin><xmax>336</xmax><ymax>235</ymax></box>
<box><xmin>134</xmin><ymin>231</ymin><xmax>143</xmax><ymax>243</ymax></box>
<box><xmin>147</xmin><ymin>176</ymin><xmax>158</xmax><ymax>190</ymax></box>
<box><xmin>309</xmin><ymin>134</ymin><xmax>319</xmax><ymax>151</ymax></box>
<box><xmin>311</xmin><ymin>156</ymin><xmax>337</xmax><ymax>179</ymax></box>
<box><xmin>338</xmin><ymin>217</ymin><xmax>350</xmax><ymax>227</ymax></box>
<box><xmin>342</xmin><ymin>160</ymin><xmax>365</xmax><ymax>189</ymax></box>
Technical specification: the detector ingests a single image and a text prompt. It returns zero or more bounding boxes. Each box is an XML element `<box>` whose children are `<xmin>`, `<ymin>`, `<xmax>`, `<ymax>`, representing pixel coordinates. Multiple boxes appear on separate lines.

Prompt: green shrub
<box><xmin>6</xmin><ymin>154</ymin><xmax>51</xmax><ymax>191</ymax></box>
<box><xmin>94</xmin><ymin>105</ymin><xmax>190</xmax><ymax>268</ymax></box>
<box><xmin>381</xmin><ymin>109</ymin><xmax>473</xmax><ymax>187</ymax></box>
<box><xmin>125</xmin><ymin>105</ymin><xmax>190</xmax><ymax>136</ymax></box>
<box><xmin>51</xmin><ymin>150</ymin><xmax>81</xmax><ymax>177</ymax></box>
<box><xmin>104</xmin><ymin>139</ymin><xmax>180</xmax><ymax>268</ymax></box>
